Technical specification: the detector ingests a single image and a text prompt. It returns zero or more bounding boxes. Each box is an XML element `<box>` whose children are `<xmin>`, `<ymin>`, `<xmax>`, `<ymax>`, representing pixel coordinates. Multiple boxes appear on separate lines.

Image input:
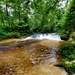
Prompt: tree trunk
<box><xmin>6</xmin><ymin>4</ymin><xmax>10</xmax><ymax>26</ymax></box>
<box><xmin>18</xmin><ymin>5</ymin><xmax>21</xmax><ymax>22</ymax></box>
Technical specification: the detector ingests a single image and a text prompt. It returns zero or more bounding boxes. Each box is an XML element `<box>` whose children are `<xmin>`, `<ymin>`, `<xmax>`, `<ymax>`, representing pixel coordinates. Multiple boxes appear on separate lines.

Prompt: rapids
<box><xmin>22</xmin><ymin>33</ymin><xmax>61</xmax><ymax>41</ymax></box>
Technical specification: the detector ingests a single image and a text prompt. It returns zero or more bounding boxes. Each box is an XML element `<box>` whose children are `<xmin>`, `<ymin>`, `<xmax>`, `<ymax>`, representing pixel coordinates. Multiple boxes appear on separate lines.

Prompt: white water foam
<box><xmin>22</xmin><ymin>33</ymin><xmax>61</xmax><ymax>41</ymax></box>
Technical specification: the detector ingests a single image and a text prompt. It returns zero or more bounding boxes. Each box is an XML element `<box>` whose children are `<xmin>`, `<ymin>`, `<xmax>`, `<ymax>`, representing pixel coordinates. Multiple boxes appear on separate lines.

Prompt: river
<box><xmin>0</xmin><ymin>33</ymin><xmax>67</xmax><ymax>75</ymax></box>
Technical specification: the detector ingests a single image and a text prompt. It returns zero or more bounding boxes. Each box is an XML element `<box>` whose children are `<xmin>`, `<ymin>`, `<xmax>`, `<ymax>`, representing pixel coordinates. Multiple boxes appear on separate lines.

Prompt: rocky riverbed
<box><xmin>0</xmin><ymin>39</ymin><xmax>67</xmax><ymax>75</ymax></box>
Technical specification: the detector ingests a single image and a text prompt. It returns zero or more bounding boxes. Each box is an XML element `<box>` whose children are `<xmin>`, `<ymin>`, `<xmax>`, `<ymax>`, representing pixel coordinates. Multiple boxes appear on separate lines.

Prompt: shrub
<box><xmin>59</xmin><ymin>42</ymin><xmax>75</xmax><ymax>58</ymax></box>
<box><xmin>6</xmin><ymin>32</ymin><xmax>20</xmax><ymax>38</ymax></box>
<box><xmin>0</xmin><ymin>31</ymin><xmax>20</xmax><ymax>40</ymax></box>
<box><xmin>58</xmin><ymin>42</ymin><xmax>75</xmax><ymax>74</ymax></box>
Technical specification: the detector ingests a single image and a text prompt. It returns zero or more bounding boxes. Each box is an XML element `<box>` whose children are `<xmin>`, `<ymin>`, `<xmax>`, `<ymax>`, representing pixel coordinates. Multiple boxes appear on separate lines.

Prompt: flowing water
<box><xmin>0</xmin><ymin>33</ymin><xmax>67</xmax><ymax>75</ymax></box>
<box><xmin>22</xmin><ymin>33</ymin><xmax>61</xmax><ymax>41</ymax></box>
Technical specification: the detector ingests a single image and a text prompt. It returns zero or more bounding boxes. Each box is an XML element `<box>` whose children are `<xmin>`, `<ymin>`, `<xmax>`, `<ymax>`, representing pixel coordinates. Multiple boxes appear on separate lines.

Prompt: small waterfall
<box><xmin>22</xmin><ymin>33</ymin><xmax>61</xmax><ymax>41</ymax></box>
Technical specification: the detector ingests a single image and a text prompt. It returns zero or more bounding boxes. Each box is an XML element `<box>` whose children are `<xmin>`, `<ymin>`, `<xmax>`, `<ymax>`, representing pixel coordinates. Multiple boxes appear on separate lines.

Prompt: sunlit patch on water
<box><xmin>0</xmin><ymin>39</ymin><xmax>20</xmax><ymax>44</ymax></box>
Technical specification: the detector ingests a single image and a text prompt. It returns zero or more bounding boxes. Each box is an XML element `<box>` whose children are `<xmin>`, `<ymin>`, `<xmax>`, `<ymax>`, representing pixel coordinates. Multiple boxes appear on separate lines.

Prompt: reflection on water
<box><xmin>0</xmin><ymin>39</ymin><xmax>67</xmax><ymax>75</ymax></box>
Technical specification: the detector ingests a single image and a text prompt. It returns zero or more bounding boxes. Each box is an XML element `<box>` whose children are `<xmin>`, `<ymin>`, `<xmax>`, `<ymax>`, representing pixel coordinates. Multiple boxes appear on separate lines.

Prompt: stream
<box><xmin>0</xmin><ymin>33</ymin><xmax>67</xmax><ymax>75</ymax></box>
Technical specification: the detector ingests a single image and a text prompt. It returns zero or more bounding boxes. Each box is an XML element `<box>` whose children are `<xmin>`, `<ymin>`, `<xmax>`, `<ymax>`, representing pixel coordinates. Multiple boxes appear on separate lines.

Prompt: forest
<box><xmin>0</xmin><ymin>0</ymin><xmax>75</xmax><ymax>74</ymax></box>
<box><xmin>0</xmin><ymin>0</ymin><xmax>74</xmax><ymax>40</ymax></box>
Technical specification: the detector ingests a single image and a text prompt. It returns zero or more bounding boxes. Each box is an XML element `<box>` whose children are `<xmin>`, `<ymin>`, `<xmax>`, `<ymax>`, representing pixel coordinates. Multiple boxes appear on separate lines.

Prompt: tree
<box><xmin>59</xmin><ymin>0</ymin><xmax>75</xmax><ymax>40</ymax></box>
<box><xmin>0</xmin><ymin>0</ymin><xmax>66</xmax><ymax>39</ymax></box>
<box><xmin>66</xmin><ymin>0</ymin><xmax>75</xmax><ymax>31</ymax></box>
<box><xmin>29</xmin><ymin>0</ymin><xmax>63</xmax><ymax>33</ymax></box>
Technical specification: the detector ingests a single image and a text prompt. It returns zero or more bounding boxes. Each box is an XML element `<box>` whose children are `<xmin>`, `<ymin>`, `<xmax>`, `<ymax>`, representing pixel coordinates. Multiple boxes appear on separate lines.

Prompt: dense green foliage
<box><xmin>58</xmin><ymin>0</ymin><xmax>75</xmax><ymax>40</ymax></box>
<box><xmin>59</xmin><ymin>42</ymin><xmax>75</xmax><ymax>60</ymax></box>
<box><xmin>0</xmin><ymin>0</ymin><xmax>74</xmax><ymax>40</ymax></box>
<box><xmin>0</xmin><ymin>0</ymin><xmax>66</xmax><ymax>40</ymax></box>
<box><xmin>1</xmin><ymin>0</ymin><xmax>75</xmax><ymax>74</ymax></box>
<box><xmin>59</xmin><ymin>42</ymin><xmax>75</xmax><ymax>74</ymax></box>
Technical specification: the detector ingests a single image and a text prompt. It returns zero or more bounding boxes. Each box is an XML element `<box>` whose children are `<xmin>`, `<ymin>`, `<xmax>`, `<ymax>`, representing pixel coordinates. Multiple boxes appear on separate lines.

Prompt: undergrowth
<box><xmin>58</xmin><ymin>42</ymin><xmax>75</xmax><ymax>74</ymax></box>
